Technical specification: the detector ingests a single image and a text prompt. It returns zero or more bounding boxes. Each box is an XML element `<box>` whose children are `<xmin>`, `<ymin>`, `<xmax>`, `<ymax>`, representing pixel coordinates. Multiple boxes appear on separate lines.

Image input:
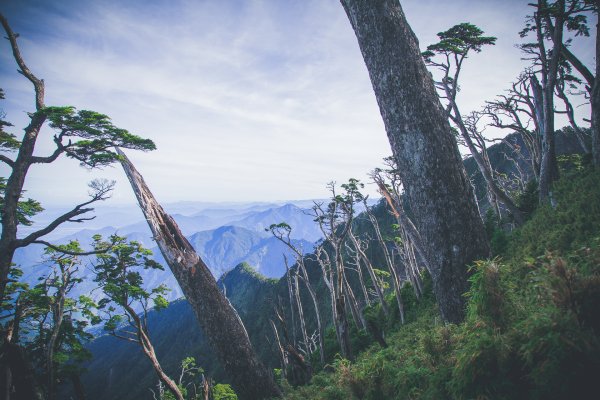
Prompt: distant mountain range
<box><xmin>11</xmin><ymin>201</ymin><xmax>324</xmax><ymax>304</ymax></box>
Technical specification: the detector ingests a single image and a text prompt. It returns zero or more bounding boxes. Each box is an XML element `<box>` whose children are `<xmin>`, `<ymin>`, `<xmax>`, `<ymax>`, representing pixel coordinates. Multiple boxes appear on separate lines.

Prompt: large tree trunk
<box><xmin>593</xmin><ymin>3</ymin><xmax>600</xmax><ymax>168</ymax></box>
<box><xmin>537</xmin><ymin>0</ymin><xmax>563</xmax><ymax>202</ymax></box>
<box><xmin>340</xmin><ymin>0</ymin><xmax>490</xmax><ymax>323</ymax></box>
<box><xmin>116</xmin><ymin>148</ymin><xmax>280</xmax><ymax>400</ymax></box>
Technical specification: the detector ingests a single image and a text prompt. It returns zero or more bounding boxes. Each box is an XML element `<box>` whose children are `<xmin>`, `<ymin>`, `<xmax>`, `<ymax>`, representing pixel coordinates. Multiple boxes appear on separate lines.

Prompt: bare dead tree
<box><xmin>270</xmin><ymin>319</ymin><xmax>287</xmax><ymax>379</ymax></box>
<box><xmin>314</xmin><ymin>243</ymin><xmax>337</xmax><ymax>342</ymax></box>
<box><xmin>484</xmin><ymin>73</ymin><xmax>543</xmax><ymax>181</ymax></box>
<box><xmin>423</xmin><ymin>23</ymin><xmax>525</xmax><ymax>224</ymax></box>
<box><xmin>370</xmin><ymin>165</ymin><xmax>425</xmax><ymax>301</ymax></box>
<box><xmin>347</xmin><ymin>229</ymin><xmax>390</xmax><ymax>318</ymax></box>
<box><xmin>116</xmin><ymin>149</ymin><xmax>280</xmax><ymax>400</ymax></box>
<box><xmin>555</xmin><ymin>62</ymin><xmax>592</xmax><ymax>153</ymax></box>
<box><xmin>344</xmin><ymin>239</ymin><xmax>372</xmax><ymax>308</ymax></box>
<box><xmin>310</xmin><ymin>180</ymin><xmax>363</xmax><ymax>359</ymax></box>
<box><xmin>272</xmin><ymin>300</ymin><xmax>312</xmax><ymax>386</ymax></box>
<box><xmin>267</xmin><ymin>223</ymin><xmax>325</xmax><ymax>364</ymax></box>
<box><xmin>342</xmin><ymin>267</ymin><xmax>366</xmax><ymax>331</ymax></box>
<box><xmin>283</xmin><ymin>256</ymin><xmax>297</xmax><ymax>347</ymax></box>
<box><xmin>287</xmin><ymin>258</ymin><xmax>309</xmax><ymax>355</ymax></box>
<box><xmin>360</xmin><ymin>197</ymin><xmax>405</xmax><ymax>322</ymax></box>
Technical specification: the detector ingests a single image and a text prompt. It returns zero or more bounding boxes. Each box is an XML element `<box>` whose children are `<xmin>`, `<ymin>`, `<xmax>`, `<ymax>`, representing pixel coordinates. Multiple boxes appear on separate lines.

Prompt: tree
<box><xmin>116</xmin><ymin>149</ymin><xmax>281</xmax><ymax>400</ymax></box>
<box><xmin>0</xmin><ymin>243</ymin><xmax>98</xmax><ymax>400</ymax></box>
<box><xmin>92</xmin><ymin>234</ymin><xmax>184</xmax><ymax>400</ymax></box>
<box><xmin>310</xmin><ymin>179</ymin><xmax>364</xmax><ymax>359</ymax></box>
<box><xmin>33</xmin><ymin>243</ymin><xmax>95</xmax><ymax>400</ymax></box>
<box><xmin>526</xmin><ymin>0</ymin><xmax>599</xmax><ymax>166</ymax></box>
<box><xmin>340</xmin><ymin>0</ymin><xmax>490</xmax><ymax>323</ymax></box>
<box><xmin>422</xmin><ymin>23</ymin><xmax>526</xmax><ymax>225</ymax></box>
<box><xmin>518</xmin><ymin>0</ymin><xmax>597</xmax><ymax>198</ymax></box>
<box><xmin>359</xmin><ymin>197</ymin><xmax>404</xmax><ymax>322</ymax></box>
<box><xmin>484</xmin><ymin>73</ymin><xmax>544</xmax><ymax>182</ymax></box>
<box><xmin>370</xmin><ymin>161</ymin><xmax>426</xmax><ymax>299</ymax></box>
<box><xmin>267</xmin><ymin>222</ymin><xmax>325</xmax><ymax>364</ymax></box>
<box><xmin>0</xmin><ymin>14</ymin><xmax>156</xmax><ymax>302</ymax></box>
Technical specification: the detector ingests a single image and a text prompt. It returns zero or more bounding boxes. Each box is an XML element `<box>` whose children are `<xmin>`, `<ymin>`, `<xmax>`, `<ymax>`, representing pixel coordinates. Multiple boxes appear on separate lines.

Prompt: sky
<box><xmin>0</xmin><ymin>0</ymin><xmax>595</xmax><ymax>207</ymax></box>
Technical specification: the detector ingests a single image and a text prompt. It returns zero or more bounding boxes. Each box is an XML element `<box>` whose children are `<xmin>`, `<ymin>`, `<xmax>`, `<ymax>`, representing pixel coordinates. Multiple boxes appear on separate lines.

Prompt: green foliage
<box><xmin>283</xmin><ymin>169</ymin><xmax>600</xmax><ymax>400</ymax></box>
<box><xmin>422</xmin><ymin>22</ymin><xmax>496</xmax><ymax>61</ymax></box>
<box><xmin>92</xmin><ymin>234</ymin><xmax>169</xmax><ymax>333</ymax></box>
<box><xmin>213</xmin><ymin>384</ymin><xmax>238</xmax><ymax>400</ymax></box>
<box><xmin>0</xmin><ymin>243</ymin><xmax>97</xmax><ymax>397</ymax></box>
<box><xmin>0</xmin><ymin>88</ymin><xmax>18</xmax><ymax>149</ymax></box>
<box><xmin>508</xmin><ymin>169</ymin><xmax>600</xmax><ymax>259</ymax></box>
<box><xmin>0</xmin><ymin>177</ymin><xmax>44</xmax><ymax>226</ymax></box>
<box><xmin>44</xmin><ymin>106</ymin><xmax>156</xmax><ymax>168</ymax></box>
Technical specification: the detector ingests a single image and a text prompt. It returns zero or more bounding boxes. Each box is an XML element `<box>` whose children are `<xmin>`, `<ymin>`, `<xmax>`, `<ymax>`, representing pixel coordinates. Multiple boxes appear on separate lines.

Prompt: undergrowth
<box><xmin>282</xmin><ymin>169</ymin><xmax>600</xmax><ymax>399</ymax></box>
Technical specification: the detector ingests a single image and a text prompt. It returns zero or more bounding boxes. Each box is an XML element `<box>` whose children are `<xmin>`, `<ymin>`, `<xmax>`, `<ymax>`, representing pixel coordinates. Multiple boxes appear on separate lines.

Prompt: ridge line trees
<box><xmin>422</xmin><ymin>23</ymin><xmax>526</xmax><ymax>225</ymax></box>
<box><xmin>267</xmin><ymin>223</ymin><xmax>325</xmax><ymax>364</ymax></box>
<box><xmin>309</xmin><ymin>179</ymin><xmax>363</xmax><ymax>359</ymax></box>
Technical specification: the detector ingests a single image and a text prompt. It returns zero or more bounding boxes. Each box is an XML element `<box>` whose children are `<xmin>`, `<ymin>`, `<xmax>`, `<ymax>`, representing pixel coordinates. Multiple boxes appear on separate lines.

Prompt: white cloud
<box><xmin>0</xmin><ymin>0</ymin><xmax>594</xmax><ymax>207</ymax></box>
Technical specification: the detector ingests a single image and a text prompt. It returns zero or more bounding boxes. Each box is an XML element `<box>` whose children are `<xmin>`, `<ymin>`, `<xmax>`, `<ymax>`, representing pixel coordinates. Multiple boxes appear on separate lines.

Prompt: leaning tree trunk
<box><xmin>340</xmin><ymin>0</ymin><xmax>490</xmax><ymax>323</ymax></box>
<box><xmin>593</xmin><ymin>4</ymin><xmax>600</xmax><ymax>168</ymax></box>
<box><xmin>122</xmin><ymin>303</ymin><xmax>184</xmax><ymax>400</ymax></box>
<box><xmin>293</xmin><ymin>274</ymin><xmax>310</xmax><ymax>353</ymax></box>
<box><xmin>116</xmin><ymin>148</ymin><xmax>280</xmax><ymax>400</ymax></box>
<box><xmin>297</xmin><ymin>261</ymin><xmax>325</xmax><ymax>364</ymax></box>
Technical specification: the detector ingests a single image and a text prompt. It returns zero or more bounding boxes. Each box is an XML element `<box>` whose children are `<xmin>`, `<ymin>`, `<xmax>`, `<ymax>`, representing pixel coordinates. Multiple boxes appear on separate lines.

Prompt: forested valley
<box><xmin>1</xmin><ymin>1</ymin><xmax>600</xmax><ymax>400</ymax></box>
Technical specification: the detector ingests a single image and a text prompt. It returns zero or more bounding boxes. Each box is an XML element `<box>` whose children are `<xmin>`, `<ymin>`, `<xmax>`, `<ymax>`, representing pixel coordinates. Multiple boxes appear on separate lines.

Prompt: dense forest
<box><xmin>1</xmin><ymin>1</ymin><xmax>600</xmax><ymax>400</ymax></box>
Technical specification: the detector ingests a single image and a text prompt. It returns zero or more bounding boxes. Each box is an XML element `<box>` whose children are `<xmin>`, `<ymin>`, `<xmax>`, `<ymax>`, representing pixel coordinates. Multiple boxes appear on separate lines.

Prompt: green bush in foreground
<box><xmin>282</xmin><ymin>170</ymin><xmax>600</xmax><ymax>400</ymax></box>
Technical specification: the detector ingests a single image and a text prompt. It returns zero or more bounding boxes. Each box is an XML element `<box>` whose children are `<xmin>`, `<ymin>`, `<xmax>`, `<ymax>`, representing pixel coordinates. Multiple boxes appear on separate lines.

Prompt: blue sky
<box><xmin>0</xmin><ymin>0</ymin><xmax>595</xmax><ymax>206</ymax></box>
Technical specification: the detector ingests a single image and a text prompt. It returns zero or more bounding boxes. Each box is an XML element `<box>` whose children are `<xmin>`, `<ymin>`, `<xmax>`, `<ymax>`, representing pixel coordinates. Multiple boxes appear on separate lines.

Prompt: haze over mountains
<box><xmin>12</xmin><ymin>200</ymin><xmax>337</xmax><ymax>303</ymax></box>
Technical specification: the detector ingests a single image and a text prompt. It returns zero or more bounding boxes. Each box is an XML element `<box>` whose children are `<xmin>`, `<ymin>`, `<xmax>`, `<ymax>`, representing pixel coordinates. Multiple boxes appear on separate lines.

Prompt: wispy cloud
<box><xmin>0</xmin><ymin>0</ymin><xmax>594</xmax><ymax>206</ymax></box>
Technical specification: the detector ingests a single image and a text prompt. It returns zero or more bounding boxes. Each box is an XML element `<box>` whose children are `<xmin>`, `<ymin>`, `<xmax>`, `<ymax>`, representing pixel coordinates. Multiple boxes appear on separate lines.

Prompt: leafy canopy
<box><xmin>422</xmin><ymin>22</ymin><xmax>497</xmax><ymax>62</ymax></box>
<box><xmin>44</xmin><ymin>106</ymin><xmax>156</xmax><ymax>168</ymax></box>
<box><xmin>91</xmin><ymin>234</ymin><xmax>169</xmax><ymax>333</ymax></box>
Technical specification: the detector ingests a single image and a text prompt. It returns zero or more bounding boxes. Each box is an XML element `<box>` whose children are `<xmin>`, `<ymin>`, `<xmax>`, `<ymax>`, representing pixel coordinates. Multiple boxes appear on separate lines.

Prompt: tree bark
<box><xmin>341</xmin><ymin>0</ymin><xmax>489</xmax><ymax>323</ymax></box>
<box><xmin>293</xmin><ymin>274</ymin><xmax>309</xmax><ymax>353</ymax></box>
<box><xmin>116</xmin><ymin>148</ymin><xmax>280</xmax><ymax>400</ymax></box>
<box><xmin>593</xmin><ymin>2</ymin><xmax>600</xmax><ymax>167</ymax></box>
<box><xmin>284</xmin><ymin>258</ymin><xmax>298</xmax><ymax>347</ymax></box>
<box><xmin>536</xmin><ymin>0</ymin><xmax>563</xmax><ymax>202</ymax></box>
